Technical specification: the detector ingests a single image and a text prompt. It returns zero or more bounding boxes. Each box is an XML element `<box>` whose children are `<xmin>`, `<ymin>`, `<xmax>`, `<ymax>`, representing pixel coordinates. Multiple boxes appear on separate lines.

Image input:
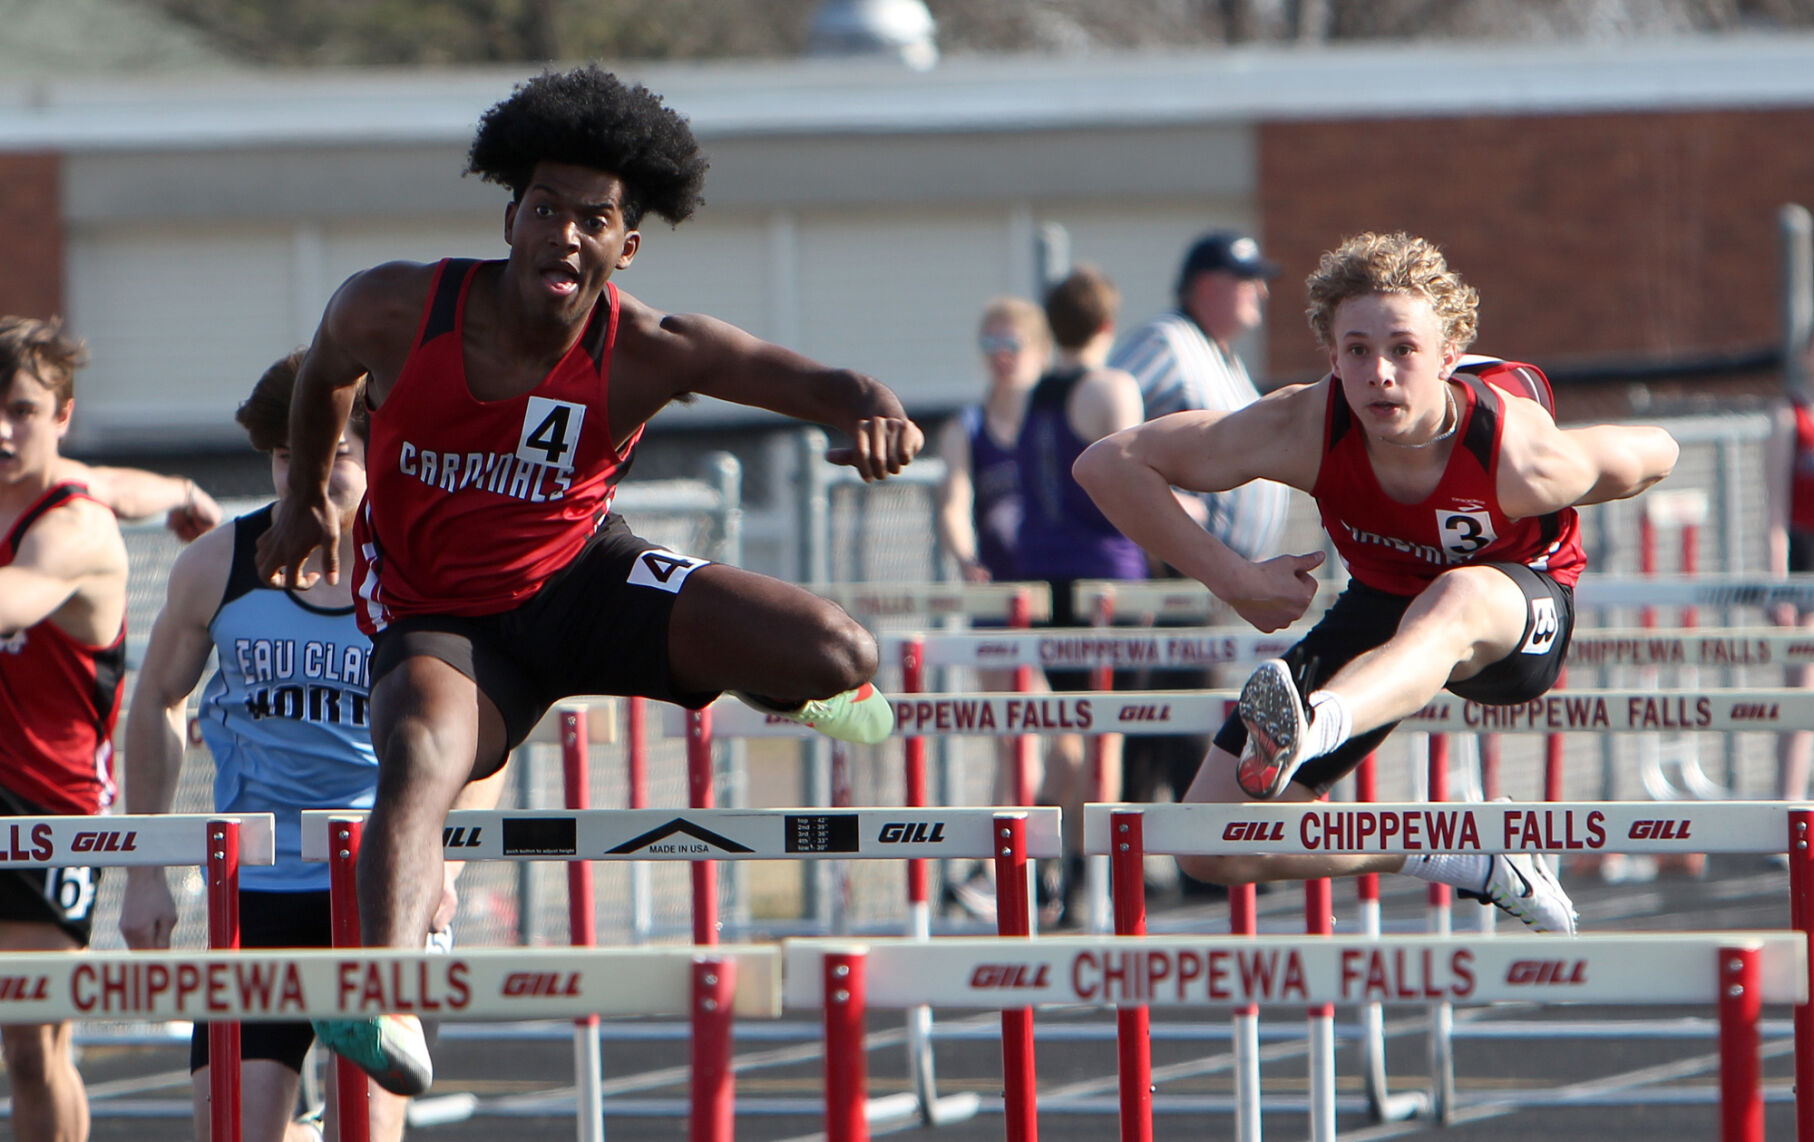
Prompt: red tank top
<box><xmin>0</xmin><ymin>483</ymin><xmax>125</xmax><ymax>815</ymax></box>
<box><xmin>354</xmin><ymin>259</ymin><xmax>641</xmax><ymax>632</ymax></box>
<box><xmin>1312</xmin><ymin>374</ymin><xmax>1586</xmax><ymax>596</ymax></box>
<box><xmin>1790</xmin><ymin>399</ymin><xmax>1814</xmax><ymax>534</ymax></box>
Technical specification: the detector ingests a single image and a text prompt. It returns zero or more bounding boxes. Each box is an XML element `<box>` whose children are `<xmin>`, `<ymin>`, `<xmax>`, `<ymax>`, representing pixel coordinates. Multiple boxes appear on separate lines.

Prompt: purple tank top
<box><xmin>963</xmin><ymin>405</ymin><xmax>1022</xmax><ymax>580</ymax></box>
<box><xmin>1014</xmin><ymin>366</ymin><xmax>1147</xmax><ymax>581</ymax></box>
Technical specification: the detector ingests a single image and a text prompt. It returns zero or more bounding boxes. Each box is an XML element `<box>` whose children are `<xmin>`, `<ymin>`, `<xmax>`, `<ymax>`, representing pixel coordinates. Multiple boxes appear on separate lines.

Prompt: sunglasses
<box><xmin>978</xmin><ymin>334</ymin><xmax>1025</xmax><ymax>354</ymax></box>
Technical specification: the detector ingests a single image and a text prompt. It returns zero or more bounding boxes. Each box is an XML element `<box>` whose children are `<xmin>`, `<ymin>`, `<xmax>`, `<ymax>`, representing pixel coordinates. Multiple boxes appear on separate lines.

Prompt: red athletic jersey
<box><xmin>354</xmin><ymin>259</ymin><xmax>641</xmax><ymax>632</ymax></box>
<box><xmin>1790</xmin><ymin>399</ymin><xmax>1814</xmax><ymax>534</ymax></box>
<box><xmin>1312</xmin><ymin>372</ymin><xmax>1586</xmax><ymax>596</ymax></box>
<box><xmin>0</xmin><ymin>483</ymin><xmax>125</xmax><ymax>815</ymax></box>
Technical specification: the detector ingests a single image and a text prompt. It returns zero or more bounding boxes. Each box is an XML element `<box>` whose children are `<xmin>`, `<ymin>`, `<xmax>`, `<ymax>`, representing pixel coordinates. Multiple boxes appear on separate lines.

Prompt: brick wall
<box><xmin>1258</xmin><ymin>109</ymin><xmax>1814</xmax><ymax>381</ymax></box>
<box><xmin>0</xmin><ymin>153</ymin><xmax>62</xmax><ymax>320</ymax></box>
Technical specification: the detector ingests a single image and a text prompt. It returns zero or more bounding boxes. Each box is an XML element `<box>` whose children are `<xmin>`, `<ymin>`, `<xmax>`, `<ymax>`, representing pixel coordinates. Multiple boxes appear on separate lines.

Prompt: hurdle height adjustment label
<box><xmin>784</xmin><ymin>815</ymin><xmax>861</xmax><ymax>853</ymax></box>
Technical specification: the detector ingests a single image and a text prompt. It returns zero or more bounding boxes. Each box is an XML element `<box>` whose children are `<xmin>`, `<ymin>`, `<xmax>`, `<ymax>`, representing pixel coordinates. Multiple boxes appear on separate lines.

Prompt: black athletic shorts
<box><xmin>1791</xmin><ymin>530</ymin><xmax>1814</xmax><ymax>574</ymax></box>
<box><xmin>189</xmin><ymin>891</ymin><xmax>454</xmax><ymax>1073</ymax></box>
<box><xmin>190</xmin><ymin>889</ymin><xmax>332</xmax><ymax>1073</ymax></box>
<box><xmin>1211</xmin><ymin>562</ymin><xmax>1575</xmax><ymax>794</ymax></box>
<box><xmin>370</xmin><ymin>514</ymin><xmax>720</xmax><ymax>763</ymax></box>
<box><xmin>0</xmin><ymin>785</ymin><xmax>101</xmax><ymax>947</ymax></box>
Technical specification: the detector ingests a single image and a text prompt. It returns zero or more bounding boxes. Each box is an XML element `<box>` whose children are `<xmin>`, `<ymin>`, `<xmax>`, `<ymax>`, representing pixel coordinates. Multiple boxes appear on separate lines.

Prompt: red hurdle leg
<box><xmin>824</xmin><ymin>949</ymin><xmax>869</xmax><ymax>1142</ymax></box>
<box><xmin>692</xmin><ymin>956</ymin><xmax>736</xmax><ymax>1142</ymax></box>
<box><xmin>1109</xmin><ymin>809</ymin><xmax>1152</xmax><ymax>1142</ymax></box>
<box><xmin>206</xmin><ymin>819</ymin><xmax>243</xmax><ymax>1142</ymax></box>
<box><xmin>328</xmin><ymin>818</ymin><xmax>371</xmax><ymax>1142</ymax></box>
<box><xmin>902</xmin><ymin>638</ymin><xmax>930</xmax><ymax>917</ymax></box>
<box><xmin>1718</xmin><ymin>945</ymin><xmax>1763</xmax><ymax>1142</ymax></box>
<box><xmin>1010</xmin><ymin>589</ymin><xmax>1037</xmax><ymax>806</ymax></box>
<box><xmin>561</xmin><ymin>707</ymin><xmax>606</xmax><ymax>1142</ymax></box>
<box><xmin>994</xmin><ymin>813</ymin><xmax>1040</xmax><ymax>1142</ymax></box>
<box><xmin>1789</xmin><ymin>808</ymin><xmax>1814</xmax><ymax>1142</ymax></box>
<box><xmin>627</xmin><ymin>696</ymin><xmax>654</xmax><ymax>943</ymax></box>
<box><xmin>687</xmin><ymin>708</ymin><xmax>719</xmax><ymax>946</ymax></box>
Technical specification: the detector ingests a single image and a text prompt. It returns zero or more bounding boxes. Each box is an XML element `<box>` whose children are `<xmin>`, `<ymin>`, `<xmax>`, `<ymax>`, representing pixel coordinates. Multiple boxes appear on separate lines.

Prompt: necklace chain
<box><xmin>1379</xmin><ymin>385</ymin><xmax>1458</xmax><ymax>449</ymax></box>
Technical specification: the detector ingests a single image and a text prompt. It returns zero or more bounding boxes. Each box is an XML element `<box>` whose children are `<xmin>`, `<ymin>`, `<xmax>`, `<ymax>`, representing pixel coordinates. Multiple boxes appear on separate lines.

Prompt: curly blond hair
<box><xmin>1304</xmin><ymin>233</ymin><xmax>1478</xmax><ymax>353</ymax></box>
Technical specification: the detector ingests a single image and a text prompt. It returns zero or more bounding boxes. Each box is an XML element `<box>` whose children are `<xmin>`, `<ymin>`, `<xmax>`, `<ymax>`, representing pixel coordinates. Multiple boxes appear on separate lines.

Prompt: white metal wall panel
<box><xmin>318</xmin><ymin>218</ymin><xmax>499</xmax><ymax>297</ymax></box>
<box><xmin>796</xmin><ymin>206</ymin><xmax>1016</xmax><ymax>413</ymax></box>
<box><xmin>604</xmin><ymin>216</ymin><xmax>772</xmax><ymax>344</ymax></box>
<box><xmin>65</xmin><ymin>222</ymin><xmax>296</xmax><ymax>449</ymax></box>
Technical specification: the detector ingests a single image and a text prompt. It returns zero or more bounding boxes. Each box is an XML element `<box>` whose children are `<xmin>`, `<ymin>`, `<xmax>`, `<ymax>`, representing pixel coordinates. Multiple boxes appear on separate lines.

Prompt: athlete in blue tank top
<box><xmin>119</xmin><ymin>352</ymin><xmax>505</xmax><ymax>1142</ymax></box>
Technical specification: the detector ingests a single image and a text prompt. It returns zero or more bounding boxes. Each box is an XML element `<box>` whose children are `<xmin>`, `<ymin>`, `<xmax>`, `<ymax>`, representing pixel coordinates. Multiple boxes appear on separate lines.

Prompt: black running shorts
<box><xmin>0</xmin><ymin>785</ymin><xmax>101</xmax><ymax>947</ymax></box>
<box><xmin>369</xmin><ymin>514</ymin><xmax>720</xmax><ymax>763</ymax></box>
<box><xmin>1211</xmin><ymin>562</ymin><xmax>1574</xmax><ymax>793</ymax></box>
<box><xmin>190</xmin><ymin>889</ymin><xmax>333</xmax><ymax>1073</ymax></box>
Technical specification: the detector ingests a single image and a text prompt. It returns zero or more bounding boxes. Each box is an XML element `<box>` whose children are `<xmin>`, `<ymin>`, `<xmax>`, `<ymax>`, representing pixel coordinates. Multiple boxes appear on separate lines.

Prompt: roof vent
<box><xmin>807</xmin><ymin>0</ymin><xmax>938</xmax><ymax>70</ymax></box>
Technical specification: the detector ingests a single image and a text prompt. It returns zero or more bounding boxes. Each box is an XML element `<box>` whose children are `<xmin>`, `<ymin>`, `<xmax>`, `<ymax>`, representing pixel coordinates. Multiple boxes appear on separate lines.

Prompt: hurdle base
<box><xmin>406</xmin><ymin>1093</ymin><xmax>480</xmax><ymax>1128</ymax></box>
<box><xmin>865</xmin><ymin>1092</ymin><xmax>923</xmax><ymax>1123</ymax></box>
<box><xmin>919</xmin><ymin>1091</ymin><xmax>983</xmax><ymax>1126</ymax></box>
<box><xmin>1368</xmin><ymin>1089</ymin><xmax>1430</xmax><ymax>1123</ymax></box>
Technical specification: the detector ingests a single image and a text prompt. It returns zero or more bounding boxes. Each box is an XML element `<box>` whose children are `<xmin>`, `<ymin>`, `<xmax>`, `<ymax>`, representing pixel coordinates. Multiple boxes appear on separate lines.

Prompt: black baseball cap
<box><xmin>1177</xmin><ymin>230</ymin><xmax>1280</xmax><ymax>288</ymax></box>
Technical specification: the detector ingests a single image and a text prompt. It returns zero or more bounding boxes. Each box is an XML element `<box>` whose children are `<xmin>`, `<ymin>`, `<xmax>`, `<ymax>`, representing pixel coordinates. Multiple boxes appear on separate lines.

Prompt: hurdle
<box><xmin>785</xmin><ymin>928</ymin><xmax>1802</xmax><ymax>1142</ymax></box>
<box><xmin>1083</xmin><ymin>799</ymin><xmax>1814</xmax><ymax>1139</ymax></box>
<box><xmin>302</xmin><ymin>805</ymin><xmax>1060</xmax><ymax>1130</ymax></box>
<box><xmin>0</xmin><ymin>813</ymin><xmax>275</xmax><ymax>1142</ymax></box>
<box><xmin>1068</xmin><ymin>572</ymin><xmax>1814</xmax><ymax>620</ymax></box>
<box><xmin>0</xmin><ymin>941</ymin><xmax>782</xmax><ymax>1133</ymax></box>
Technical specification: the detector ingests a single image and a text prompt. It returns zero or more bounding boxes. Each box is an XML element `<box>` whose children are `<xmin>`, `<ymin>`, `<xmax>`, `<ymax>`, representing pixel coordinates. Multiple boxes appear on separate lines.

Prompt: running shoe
<box><xmin>311</xmin><ymin>1013</ymin><xmax>433</xmax><ymax>1096</ymax></box>
<box><xmin>942</xmin><ymin>867</ymin><xmax>998</xmax><ymax>924</ymax></box>
<box><xmin>1234</xmin><ymin>659</ymin><xmax>1311</xmax><ymax>799</ymax></box>
<box><xmin>1461</xmin><ymin>853</ymin><xmax>1578</xmax><ymax>935</ymax></box>
<box><xmin>733</xmin><ymin>683</ymin><xmax>894</xmax><ymax>745</ymax></box>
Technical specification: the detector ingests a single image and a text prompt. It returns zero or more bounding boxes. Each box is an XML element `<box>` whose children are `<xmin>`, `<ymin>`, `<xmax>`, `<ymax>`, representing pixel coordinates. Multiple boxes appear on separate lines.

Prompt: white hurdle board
<box><xmin>807</xmin><ymin>581</ymin><xmax>1052</xmax><ymax>622</ymax></box>
<box><xmin>1082</xmin><ymin>800</ymin><xmax>1813</xmax><ymax>856</ymax></box>
<box><xmin>782</xmin><ymin>933</ymin><xmax>1806</xmax><ymax>1009</ymax></box>
<box><xmin>1070</xmin><ymin>573</ymin><xmax>1814</xmax><ymax>620</ymax></box>
<box><xmin>877</xmin><ymin>626</ymin><xmax>1814</xmax><ymax>671</ymax></box>
<box><xmin>674</xmin><ymin>687</ymin><xmax>1814</xmax><ymax>738</ymax></box>
<box><xmin>300</xmin><ymin>807</ymin><xmax>1063</xmax><ymax>863</ymax></box>
<box><xmin>0</xmin><ymin>813</ymin><xmax>275</xmax><ymax>868</ymax></box>
<box><xmin>0</xmin><ymin>945</ymin><xmax>781</xmax><ymax>1023</ymax></box>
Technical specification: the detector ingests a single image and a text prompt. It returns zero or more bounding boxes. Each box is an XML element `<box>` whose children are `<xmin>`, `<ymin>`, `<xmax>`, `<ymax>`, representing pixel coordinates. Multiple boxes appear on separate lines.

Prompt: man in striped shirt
<box><xmin>1110</xmin><ymin>230</ymin><xmax>1291</xmax><ymax>562</ymax></box>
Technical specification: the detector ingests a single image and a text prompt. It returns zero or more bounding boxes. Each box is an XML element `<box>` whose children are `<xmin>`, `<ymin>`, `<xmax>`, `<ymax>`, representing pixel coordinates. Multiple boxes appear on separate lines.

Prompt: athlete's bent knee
<box><xmin>801</xmin><ymin>606</ymin><xmax>878</xmax><ymax>695</ymax></box>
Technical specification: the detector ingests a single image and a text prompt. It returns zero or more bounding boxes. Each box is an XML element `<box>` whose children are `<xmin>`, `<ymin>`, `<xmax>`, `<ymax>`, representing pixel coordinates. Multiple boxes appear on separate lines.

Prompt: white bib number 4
<box><xmin>628</xmin><ymin>549</ymin><xmax>710</xmax><ymax>594</ymax></box>
<box><xmin>517</xmin><ymin>397</ymin><xmax>587</xmax><ymax>472</ymax></box>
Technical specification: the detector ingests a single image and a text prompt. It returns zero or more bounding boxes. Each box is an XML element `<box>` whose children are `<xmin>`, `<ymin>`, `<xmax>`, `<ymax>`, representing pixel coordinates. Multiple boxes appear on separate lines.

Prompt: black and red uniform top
<box><xmin>354</xmin><ymin>258</ymin><xmax>640</xmax><ymax>634</ymax></box>
<box><xmin>1311</xmin><ymin>366</ymin><xmax>1586</xmax><ymax>597</ymax></box>
<box><xmin>0</xmin><ymin>483</ymin><xmax>125</xmax><ymax>815</ymax></box>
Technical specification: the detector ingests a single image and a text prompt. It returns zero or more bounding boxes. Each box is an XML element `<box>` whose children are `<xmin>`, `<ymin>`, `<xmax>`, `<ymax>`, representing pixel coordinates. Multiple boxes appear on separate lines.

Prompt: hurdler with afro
<box><xmin>466</xmin><ymin>64</ymin><xmax>709</xmax><ymax>229</ymax></box>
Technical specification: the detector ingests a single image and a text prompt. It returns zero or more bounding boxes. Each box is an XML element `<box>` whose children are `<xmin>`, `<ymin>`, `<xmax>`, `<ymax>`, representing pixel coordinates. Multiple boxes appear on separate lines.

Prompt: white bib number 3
<box><xmin>1438</xmin><ymin>509</ymin><xmax>1496</xmax><ymax>558</ymax></box>
<box><xmin>1521</xmin><ymin>596</ymin><xmax>1560</xmax><ymax>655</ymax></box>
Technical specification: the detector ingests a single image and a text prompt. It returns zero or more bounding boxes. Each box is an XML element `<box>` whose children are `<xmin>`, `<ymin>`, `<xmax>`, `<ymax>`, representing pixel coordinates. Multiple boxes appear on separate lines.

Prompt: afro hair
<box><xmin>467</xmin><ymin>65</ymin><xmax>708</xmax><ymax>229</ymax></box>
